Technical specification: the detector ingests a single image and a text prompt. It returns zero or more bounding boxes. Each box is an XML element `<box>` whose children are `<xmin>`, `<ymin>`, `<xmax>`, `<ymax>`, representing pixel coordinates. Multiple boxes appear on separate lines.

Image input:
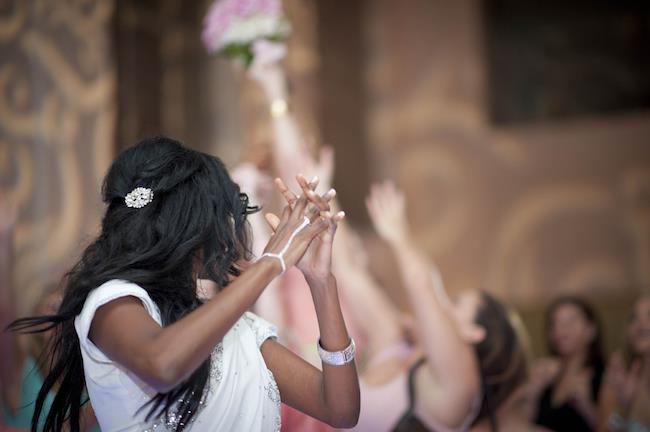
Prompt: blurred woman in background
<box><xmin>598</xmin><ymin>296</ymin><xmax>650</xmax><ymax>431</ymax></box>
<box><xmin>531</xmin><ymin>297</ymin><xmax>605</xmax><ymax>431</ymax></box>
<box><xmin>357</xmin><ymin>181</ymin><xmax>543</xmax><ymax>432</ymax></box>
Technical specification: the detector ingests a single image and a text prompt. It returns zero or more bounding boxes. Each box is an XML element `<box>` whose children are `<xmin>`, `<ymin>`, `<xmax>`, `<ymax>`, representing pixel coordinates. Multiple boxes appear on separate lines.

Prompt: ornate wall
<box><xmin>0</xmin><ymin>0</ymin><xmax>116</xmax><ymax>314</ymax></box>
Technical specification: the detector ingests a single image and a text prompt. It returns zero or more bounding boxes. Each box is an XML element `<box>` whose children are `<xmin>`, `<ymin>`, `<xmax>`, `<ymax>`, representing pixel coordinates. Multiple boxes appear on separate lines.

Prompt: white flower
<box><xmin>217</xmin><ymin>14</ymin><xmax>290</xmax><ymax>49</ymax></box>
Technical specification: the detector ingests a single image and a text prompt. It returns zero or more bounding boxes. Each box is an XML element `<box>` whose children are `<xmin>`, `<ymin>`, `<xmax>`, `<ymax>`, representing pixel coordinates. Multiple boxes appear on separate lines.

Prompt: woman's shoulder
<box><xmin>89</xmin><ymin>279</ymin><xmax>147</xmax><ymax>297</ymax></box>
<box><xmin>75</xmin><ymin>279</ymin><xmax>162</xmax><ymax>346</ymax></box>
<box><xmin>84</xmin><ymin>280</ymin><xmax>155</xmax><ymax>310</ymax></box>
<box><xmin>241</xmin><ymin>312</ymin><xmax>278</xmax><ymax>349</ymax></box>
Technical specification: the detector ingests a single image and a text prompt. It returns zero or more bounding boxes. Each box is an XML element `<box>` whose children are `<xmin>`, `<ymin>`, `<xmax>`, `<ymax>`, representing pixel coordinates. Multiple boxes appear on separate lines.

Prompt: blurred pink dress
<box><xmin>277</xmin><ymin>269</ymin><xmax>365</xmax><ymax>432</ymax></box>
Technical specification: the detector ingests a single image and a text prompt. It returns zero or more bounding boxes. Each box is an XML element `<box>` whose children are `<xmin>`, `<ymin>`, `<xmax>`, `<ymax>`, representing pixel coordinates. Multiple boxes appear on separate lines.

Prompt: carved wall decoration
<box><xmin>1</xmin><ymin>0</ymin><xmax>116</xmax><ymax>314</ymax></box>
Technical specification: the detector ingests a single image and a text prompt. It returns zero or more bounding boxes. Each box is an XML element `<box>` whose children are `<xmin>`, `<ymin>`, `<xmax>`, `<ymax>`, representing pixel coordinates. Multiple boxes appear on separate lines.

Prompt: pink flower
<box><xmin>202</xmin><ymin>0</ymin><xmax>283</xmax><ymax>52</ymax></box>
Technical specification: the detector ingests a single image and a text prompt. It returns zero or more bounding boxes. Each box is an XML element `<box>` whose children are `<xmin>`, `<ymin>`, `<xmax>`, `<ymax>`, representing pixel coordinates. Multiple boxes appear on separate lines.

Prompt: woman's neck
<box><xmin>564</xmin><ymin>351</ymin><xmax>587</xmax><ymax>371</ymax></box>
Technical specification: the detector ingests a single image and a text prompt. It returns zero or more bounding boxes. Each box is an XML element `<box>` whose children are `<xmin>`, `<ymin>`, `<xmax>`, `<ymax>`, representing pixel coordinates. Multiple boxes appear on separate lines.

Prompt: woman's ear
<box><xmin>462</xmin><ymin>323</ymin><xmax>486</xmax><ymax>344</ymax></box>
<box><xmin>196</xmin><ymin>278</ymin><xmax>218</xmax><ymax>300</ymax></box>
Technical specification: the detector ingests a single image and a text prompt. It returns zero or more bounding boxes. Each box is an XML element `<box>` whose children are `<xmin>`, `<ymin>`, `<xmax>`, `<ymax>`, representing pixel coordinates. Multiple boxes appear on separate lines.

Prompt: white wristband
<box><xmin>260</xmin><ymin>216</ymin><xmax>311</xmax><ymax>274</ymax></box>
<box><xmin>317</xmin><ymin>338</ymin><xmax>356</xmax><ymax>366</ymax></box>
<box><xmin>260</xmin><ymin>252</ymin><xmax>286</xmax><ymax>273</ymax></box>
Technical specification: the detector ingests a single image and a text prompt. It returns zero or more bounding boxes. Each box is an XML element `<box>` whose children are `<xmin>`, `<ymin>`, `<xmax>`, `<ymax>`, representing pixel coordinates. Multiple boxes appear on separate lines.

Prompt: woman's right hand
<box><xmin>528</xmin><ymin>358</ymin><xmax>561</xmax><ymax>397</ymax></box>
<box><xmin>605</xmin><ymin>351</ymin><xmax>641</xmax><ymax>412</ymax></box>
<box><xmin>248</xmin><ymin>40</ymin><xmax>287</xmax><ymax>100</ymax></box>
<box><xmin>366</xmin><ymin>181</ymin><xmax>410</xmax><ymax>246</ymax></box>
<box><xmin>261</xmin><ymin>193</ymin><xmax>330</xmax><ymax>273</ymax></box>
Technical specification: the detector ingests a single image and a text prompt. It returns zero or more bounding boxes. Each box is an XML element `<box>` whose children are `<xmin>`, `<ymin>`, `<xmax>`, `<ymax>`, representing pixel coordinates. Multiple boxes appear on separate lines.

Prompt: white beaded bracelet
<box><xmin>317</xmin><ymin>338</ymin><xmax>356</xmax><ymax>366</ymax></box>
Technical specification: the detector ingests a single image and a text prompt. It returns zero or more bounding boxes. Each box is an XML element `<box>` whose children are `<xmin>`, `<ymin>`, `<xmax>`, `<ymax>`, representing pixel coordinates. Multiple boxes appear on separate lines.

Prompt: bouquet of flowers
<box><xmin>202</xmin><ymin>0</ymin><xmax>291</xmax><ymax>67</ymax></box>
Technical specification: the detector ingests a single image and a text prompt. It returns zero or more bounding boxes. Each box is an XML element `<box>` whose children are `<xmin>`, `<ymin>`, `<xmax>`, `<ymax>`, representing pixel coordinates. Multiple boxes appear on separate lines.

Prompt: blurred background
<box><xmin>1</xmin><ymin>0</ymin><xmax>649</xmax><ymax>359</ymax></box>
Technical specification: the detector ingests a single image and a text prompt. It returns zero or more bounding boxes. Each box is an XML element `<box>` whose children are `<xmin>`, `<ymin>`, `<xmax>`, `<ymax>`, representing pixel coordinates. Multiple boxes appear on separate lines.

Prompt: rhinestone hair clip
<box><xmin>125</xmin><ymin>187</ymin><xmax>154</xmax><ymax>208</ymax></box>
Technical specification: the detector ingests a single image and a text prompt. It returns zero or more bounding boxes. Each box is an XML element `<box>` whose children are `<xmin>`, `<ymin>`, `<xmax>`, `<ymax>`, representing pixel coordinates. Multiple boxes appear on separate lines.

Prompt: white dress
<box><xmin>74</xmin><ymin>279</ymin><xmax>281</xmax><ymax>431</ymax></box>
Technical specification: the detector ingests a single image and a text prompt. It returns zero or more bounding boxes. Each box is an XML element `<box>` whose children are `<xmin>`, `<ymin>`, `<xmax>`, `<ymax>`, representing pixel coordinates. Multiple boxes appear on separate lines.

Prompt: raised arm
<box><xmin>262</xmin><ymin>176</ymin><xmax>360</xmax><ymax>428</ymax></box>
<box><xmin>330</xmin><ymin>215</ymin><xmax>406</xmax><ymax>358</ymax></box>
<box><xmin>89</xmin><ymin>195</ymin><xmax>329</xmax><ymax>394</ymax></box>
<box><xmin>248</xmin><ymin>41</ymin><xmax>331</xmax><ymax>188</ymax></box>
<box><xmin>366</xmin><ymin>181</ymin><xmax>480</xmax><ymax>428</ymax></box>
<box><xmin>249</xmin><ymin>42</ymin><xmax>403</xmax><ymax>361</ymax></box>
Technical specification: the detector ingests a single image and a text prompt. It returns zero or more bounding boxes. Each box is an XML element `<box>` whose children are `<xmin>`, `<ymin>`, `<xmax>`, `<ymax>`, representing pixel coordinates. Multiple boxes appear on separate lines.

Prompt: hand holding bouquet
<box><xmin>202</xmin><ymin>0</ymin><xmax>291</xmax><ymax>67</ymax></box>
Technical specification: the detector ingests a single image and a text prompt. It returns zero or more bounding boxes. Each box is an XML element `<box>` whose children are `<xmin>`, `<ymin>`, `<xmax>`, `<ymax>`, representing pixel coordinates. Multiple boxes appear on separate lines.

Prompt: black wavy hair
<box><xmin>9</xmin><ymin>136</ymin><xmax>258</xmax><ymax>431</ymax></box>
<box><xmin>545</xmin><ymin>296</ymin><xmax>604</xmax><ymax>371</ymax></box>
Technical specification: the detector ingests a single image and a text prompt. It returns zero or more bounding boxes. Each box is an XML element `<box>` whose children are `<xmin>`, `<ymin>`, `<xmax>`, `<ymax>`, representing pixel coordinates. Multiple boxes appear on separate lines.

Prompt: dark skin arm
<box><xmin>261</xmin><ymin>277</ymin><xmax>359</xmax><ymax>428</ymax></box>
<box><xmin>91</xmin><ymin>181</ymin><xmax>359</xmax><ymax>427</ymax></box>
<box><xmin>262</xmin><ymin>176</ymin><xmax>360</xmax><ymax>427</ymax></box>
<box><xmin>89</xmin><ymin>194</ymin><xmax>329</xmax><ymax>393</ymax></box>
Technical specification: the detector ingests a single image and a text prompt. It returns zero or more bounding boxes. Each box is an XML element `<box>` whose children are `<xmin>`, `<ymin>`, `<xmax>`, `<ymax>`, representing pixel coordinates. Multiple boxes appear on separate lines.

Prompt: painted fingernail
<box><xmin>337</xmin><ymin>211</ymin><xmax>346</xmax><ymax>218</ymax></box>
<box><xmin>328</xmin><ymin>188</ymin><xmax>336</xmax><ymax>197</ymax></box>
<box><xmin>311</xmin><ymin>176</ymin><xmax>319</xmax><ymax>183</ymax></box>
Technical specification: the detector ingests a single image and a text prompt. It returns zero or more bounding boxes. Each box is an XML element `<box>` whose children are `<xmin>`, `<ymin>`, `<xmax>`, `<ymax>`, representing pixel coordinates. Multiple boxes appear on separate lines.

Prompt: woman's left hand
<box><xmin>265</xmin><ymin>175</ymin><xmax>342</xmax><ymax>287</ymax></box>
<box><xmin>605</xmin><ymin>351</ymin><xmax>641</xmax><ymax>411</ymax></box>
<box><xmin>570</xmin><ymin>369</ymin><xmax>593</xmax><ymax>405</ymax></box>
<box><xmin>366</xmin><ymin>181</ymin><xmax>410</xmax><ymax>246</ymax></box>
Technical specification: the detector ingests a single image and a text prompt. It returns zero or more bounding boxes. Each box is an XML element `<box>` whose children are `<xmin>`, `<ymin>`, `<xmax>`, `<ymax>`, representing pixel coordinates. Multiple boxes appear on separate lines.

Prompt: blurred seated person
<box><xmin>0</xmin><ymin>195</ymin><xmax>98</xmax><ymax>431</ymax></box>
<box><xmin>529</xmin><ymin>297</ymin><xmax>605</xmax><ymax>431</ymax></box>
<box><xmin>598</xmin><ymin>295</ymin><xmax>650</xmax><ymax>431</ymax></box>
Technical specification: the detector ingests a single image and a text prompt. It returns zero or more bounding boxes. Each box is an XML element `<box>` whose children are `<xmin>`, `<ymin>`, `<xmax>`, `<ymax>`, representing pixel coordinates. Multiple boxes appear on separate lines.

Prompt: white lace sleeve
<box><xmin>242</xmin><ymin>311</ymin><xmax>278</xmax><ymax>349</ymax></box>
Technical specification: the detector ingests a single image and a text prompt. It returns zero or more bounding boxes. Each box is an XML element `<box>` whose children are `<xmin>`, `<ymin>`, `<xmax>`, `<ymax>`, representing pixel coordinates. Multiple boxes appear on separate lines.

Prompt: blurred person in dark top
<box><xmin>529</xmin><ymin>297</ymin><xmax>604</xmax><ymax>431</ymax></box>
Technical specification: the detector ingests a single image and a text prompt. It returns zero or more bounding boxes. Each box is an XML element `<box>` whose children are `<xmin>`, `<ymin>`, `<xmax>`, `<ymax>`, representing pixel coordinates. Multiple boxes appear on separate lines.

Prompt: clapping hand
<box><xmin>265</xmin><ymin>175</ymin><xmax>343</xmax><ymax>287</ymax></box>
<box><xmin>606</xmin><ymin>351</ymin><xmax>641</xmax><ymax>412</ymax></box>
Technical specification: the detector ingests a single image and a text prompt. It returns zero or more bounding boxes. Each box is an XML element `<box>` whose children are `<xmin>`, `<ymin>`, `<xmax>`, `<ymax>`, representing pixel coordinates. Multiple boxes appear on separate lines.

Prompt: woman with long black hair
<box><xmin>9</xmin><ymin>136</ymin><xmax>360</xmax><ymax>431</ymax></box>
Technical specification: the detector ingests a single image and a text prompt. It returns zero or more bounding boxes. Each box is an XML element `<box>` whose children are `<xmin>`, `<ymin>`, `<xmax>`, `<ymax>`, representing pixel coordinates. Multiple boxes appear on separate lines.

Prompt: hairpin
<box><xmin>125</xmin><ymin>187</ymin><xmax>154</xmax><ymax>208</ymax></box>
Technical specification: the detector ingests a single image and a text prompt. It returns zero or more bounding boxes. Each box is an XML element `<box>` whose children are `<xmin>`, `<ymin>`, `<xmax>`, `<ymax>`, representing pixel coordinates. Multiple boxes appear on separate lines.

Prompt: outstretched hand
<box><xmin>265</xmin><ymin>175</ymin><xmax>343</xmax><ymax>286</ymax></box>
<box><xmin>605</xmin><ymin>351</ymin><xmax>641</xmax><ymax>411</ymax></box>
<box><xmin>365</xmin><ymin>181</ymin><xmax>410</xmax><ymax>245</ymax></box>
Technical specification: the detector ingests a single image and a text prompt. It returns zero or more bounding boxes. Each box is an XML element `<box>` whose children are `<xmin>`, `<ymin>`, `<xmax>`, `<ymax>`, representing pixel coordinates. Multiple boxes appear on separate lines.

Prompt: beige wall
<box><xmin>356</xmin><ymin>0</ymin><xmax>650</xmax><ymax>355</ymax></box>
